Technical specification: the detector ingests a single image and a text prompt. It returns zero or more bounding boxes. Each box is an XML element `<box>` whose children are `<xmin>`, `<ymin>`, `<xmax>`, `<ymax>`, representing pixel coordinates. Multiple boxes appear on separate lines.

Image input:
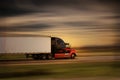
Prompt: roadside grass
<box><xmin>0</xmin><ymin>62</ymin><xmax>120</xmax><ymax>80</ymax></box>
<box><xmin>0</xmin><ymin>54</ymin><xmax>26</xmax><ymax>60</ymax></box>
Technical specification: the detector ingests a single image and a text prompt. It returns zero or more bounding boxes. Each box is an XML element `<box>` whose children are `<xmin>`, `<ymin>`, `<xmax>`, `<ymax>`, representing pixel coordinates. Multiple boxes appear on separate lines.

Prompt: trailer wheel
<box><xmin>32</xmin><ymin>54</ymin><xmax>39</xmax><ymax>60</ymax></box>
<box><xmin>46</xmin><ymin>54</ymin><xmax>52</xmax><ymax>60</ymax></box>
<box><xmin>71</xmin><ymin>54</ymin><xmax>76</xmax><ymax>59</ymax></box>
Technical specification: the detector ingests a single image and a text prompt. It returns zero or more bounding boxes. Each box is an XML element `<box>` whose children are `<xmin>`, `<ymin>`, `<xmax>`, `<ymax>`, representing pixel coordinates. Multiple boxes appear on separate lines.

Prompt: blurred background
<box><xmin>0</xmin><ymin>0</ymin><xmax>119</xmax><ymax>48</ymax></box>
<box><xmin>0</xmin><ymin>0</ymin><xmax>120</xmax><ymax>80</ymax></box>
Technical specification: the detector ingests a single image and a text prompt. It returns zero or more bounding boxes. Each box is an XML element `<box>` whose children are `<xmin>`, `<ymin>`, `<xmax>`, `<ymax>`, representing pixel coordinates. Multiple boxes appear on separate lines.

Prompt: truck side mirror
<box><xmin>65</xmin><ymin>43</ymin><xmax>71</xmax><ymax>48</ymax></box>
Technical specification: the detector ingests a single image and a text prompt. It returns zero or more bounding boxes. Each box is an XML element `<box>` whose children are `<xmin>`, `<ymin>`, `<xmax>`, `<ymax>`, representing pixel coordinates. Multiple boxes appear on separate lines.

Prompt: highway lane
<box><xmin>0</xmin><ymin>56</ymin><xmax>120</xmax><ymax>66</ymax></box>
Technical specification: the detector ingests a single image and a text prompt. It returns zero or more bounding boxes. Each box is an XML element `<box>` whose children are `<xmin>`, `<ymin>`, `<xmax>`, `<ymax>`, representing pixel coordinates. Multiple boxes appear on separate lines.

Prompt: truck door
<box><xmin>54</xmin><ymin>38</ymin><xmax>68</xmax><ymax>58</ymax></box>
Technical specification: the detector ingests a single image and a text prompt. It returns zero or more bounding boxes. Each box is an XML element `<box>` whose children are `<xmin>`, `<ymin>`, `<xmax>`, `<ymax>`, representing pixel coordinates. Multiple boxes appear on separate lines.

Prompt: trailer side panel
<box><xmin>0</xmin><ymin>37</ymin><xmax>51</xmax><ymax>54</ymax></box>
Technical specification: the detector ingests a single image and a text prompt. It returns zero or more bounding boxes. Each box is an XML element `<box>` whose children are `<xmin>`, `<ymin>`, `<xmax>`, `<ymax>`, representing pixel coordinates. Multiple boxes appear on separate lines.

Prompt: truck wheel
<box><xmin>46</xmin><ymin>54</ymin><xmax>52</xmax><ymax>60</ymax></box>
<box><xmin>71</xmin><ymin>54</ymin><xmax>76</xmax><ymax>59</ymax></box>
<box><xmin>32</xmin><ymin>54</ymin><xmax>39</xmax><ymax>60</ymax></box>
<box><xmin>42</xmin><ymin>55</ymin><xmax>46</xmax><ymax>60</ymax></box>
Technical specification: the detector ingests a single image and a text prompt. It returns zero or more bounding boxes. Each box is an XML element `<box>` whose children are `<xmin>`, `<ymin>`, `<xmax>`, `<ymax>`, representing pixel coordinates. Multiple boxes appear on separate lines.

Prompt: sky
<box><xmin>0</xmin><ymin>0</ymin><xmax>120</xmax><ymax>47</ymax></box>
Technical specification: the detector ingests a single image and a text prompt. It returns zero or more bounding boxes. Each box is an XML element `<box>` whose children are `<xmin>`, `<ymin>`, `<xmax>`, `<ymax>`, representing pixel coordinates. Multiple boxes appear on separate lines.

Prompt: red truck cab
<box><xmin>51</xmin><ymin>37</ymin><xmax>77</xmax><ymax>59</ymax></box>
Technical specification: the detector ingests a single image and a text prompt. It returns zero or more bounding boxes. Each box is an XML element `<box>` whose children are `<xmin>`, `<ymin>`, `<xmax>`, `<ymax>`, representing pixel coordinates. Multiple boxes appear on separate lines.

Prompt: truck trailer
<box><xmin>0</xmin><ymin>35</ymin><xmax>76</xmax><ymax>60</ymax></box>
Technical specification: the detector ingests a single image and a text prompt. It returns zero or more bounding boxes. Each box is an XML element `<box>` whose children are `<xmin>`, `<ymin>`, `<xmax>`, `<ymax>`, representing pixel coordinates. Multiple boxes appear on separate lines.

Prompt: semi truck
<box><xmin>0</xmin><ymin>35</ymin><xmax>76</xmax><ymax>60</ymax></box>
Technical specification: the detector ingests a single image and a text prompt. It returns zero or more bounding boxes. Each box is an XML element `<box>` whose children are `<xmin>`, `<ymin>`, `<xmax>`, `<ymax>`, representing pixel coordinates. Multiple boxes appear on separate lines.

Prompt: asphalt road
<box><xmin>0</xmin><ymin>56</ymin><xmax>120</xmax><ymax>66</ymax></box>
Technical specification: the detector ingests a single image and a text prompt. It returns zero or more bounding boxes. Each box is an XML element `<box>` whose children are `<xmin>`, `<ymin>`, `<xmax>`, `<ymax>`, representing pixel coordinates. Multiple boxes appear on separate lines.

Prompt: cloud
<box><xmin>0</xmin><ymin>23</ymin><xmax>52</xmax><ymax>32</ymax></box>
<box><xmin>99</xmin><ymin>15</ymin><xmax>120</xmax><ymax>19</ymax></box>
<box><xmin>0</xmin><ymin>1</ymin><xmax>119</xmax><ymax>31</ymax></box>
<box><xmin>0</xmin><ymin>0</ymin><xmax>117</xmax><ymax>17</ymax></box>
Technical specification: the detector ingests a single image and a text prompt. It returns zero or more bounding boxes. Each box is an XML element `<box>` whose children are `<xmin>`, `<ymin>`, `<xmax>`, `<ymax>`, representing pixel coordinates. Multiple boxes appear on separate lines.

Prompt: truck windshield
<box><xmin>51</xmin><ymin>37</ymin><xmax>65</xmax><ymax>49</ymax></box>
<box><xmin>56</xmin><ymin>38</ymin><xmax>65</xmax><ymax>49</ymax></box>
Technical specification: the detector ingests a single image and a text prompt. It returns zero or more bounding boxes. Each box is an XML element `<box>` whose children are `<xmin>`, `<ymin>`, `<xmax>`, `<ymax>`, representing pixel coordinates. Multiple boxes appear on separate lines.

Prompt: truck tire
<box><xmin>71</xmin><ymin>54</ymin><xmax>76</xmax><ymax>59</ymax></box>
<box><xmin>32</xmin><ymin>54</ymin><xmax>39</xmax><ymax>60</ymax></box>
<box><xmin>46</xmin><ymin>54</ymin><xmax>52</xmax><ymax>60</ymax></box>
<box><xmin>42</xmin><ymin>55</ymin><xmax>46</xmax><ymax>60</ymax></box>
<box><xmin>39</xmin><ymin>54</ymin><xmax>46</xmax><ymax>60</ymax></box>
